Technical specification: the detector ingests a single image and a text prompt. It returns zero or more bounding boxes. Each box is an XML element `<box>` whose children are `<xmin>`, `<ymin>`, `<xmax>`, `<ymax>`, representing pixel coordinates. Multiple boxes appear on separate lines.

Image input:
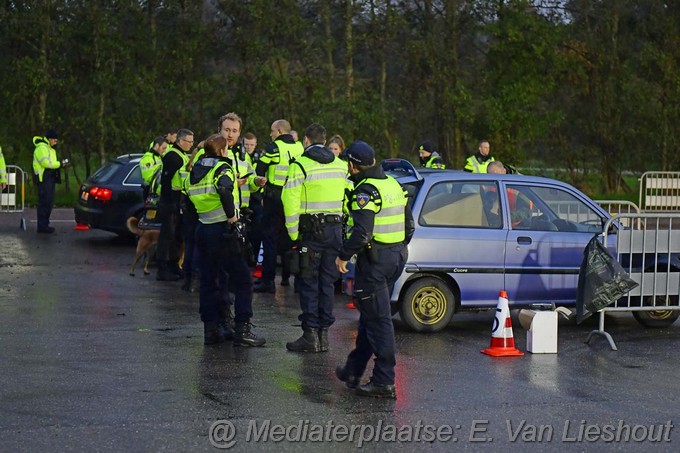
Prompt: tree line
<box><xmin>1</xmin><ymin>0</ymin><xmax>678</xmax><ymax>193</ymax></box>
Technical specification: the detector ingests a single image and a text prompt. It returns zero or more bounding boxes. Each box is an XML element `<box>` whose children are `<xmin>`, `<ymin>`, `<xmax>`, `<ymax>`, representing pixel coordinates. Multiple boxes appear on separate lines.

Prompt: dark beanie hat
<box><xmin>418</xmin><ymin>140</ymin><xmax>435</xmax><ymax>153</ymax></box>
<box><xmin>46</xmin><ymin>129</ymin><xmax>59</xmax><ymax>139</ymax></box>
<box><xmin>345</xmin><ymin>141</ymin><xmax>376</xmax><ymax>166</ymax></box>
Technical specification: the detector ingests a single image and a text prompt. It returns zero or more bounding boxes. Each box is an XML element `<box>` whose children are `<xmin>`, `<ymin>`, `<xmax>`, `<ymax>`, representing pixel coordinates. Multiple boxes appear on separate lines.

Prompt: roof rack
<box><xmin>115</xmin><ymin>153</ymin><xmax>145</xmax><ymax>160</ymax></box>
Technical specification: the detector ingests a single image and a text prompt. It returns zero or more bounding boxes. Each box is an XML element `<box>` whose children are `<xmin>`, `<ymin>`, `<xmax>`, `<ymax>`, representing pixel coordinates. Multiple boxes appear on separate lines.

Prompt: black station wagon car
<box><xmin>74</xmin><ymin>154</ymin><xmax>145</xmax><ymax>236</ymax></box>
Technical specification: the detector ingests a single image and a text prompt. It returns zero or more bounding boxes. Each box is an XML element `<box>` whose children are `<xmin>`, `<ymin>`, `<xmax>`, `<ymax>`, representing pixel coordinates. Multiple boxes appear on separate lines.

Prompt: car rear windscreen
<box><xmin>89</xmin><ymin>162</ymin><xmax>123</xmax><ymax>183</ymax></box>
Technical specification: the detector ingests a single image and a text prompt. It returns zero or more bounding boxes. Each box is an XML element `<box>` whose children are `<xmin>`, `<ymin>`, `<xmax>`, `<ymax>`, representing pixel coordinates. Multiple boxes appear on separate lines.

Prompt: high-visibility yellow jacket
<box><xmin>32</xmin><ymin>136</ymin><xmax>61</xmax><ymax>182</ymax></box>
<box><xmin>259</xmin><ymin>139</ymin><xmax>304</xmax><ymax>187</ymax></box>
<box><xmin>350</xmin><ymin>176</ymin><xmax>407</xmax><ymax>244</ymax></box>
<box><xmin>464</xmin><ymin>155</ymin><xmax>495</xmax><ymax>173</ymax></box>
<box><xmin>281</xmin><ymin>145</ymin><xmax>348</xmax><ymax>241</ymax></box>
<box><xmin>0</xmin><ymin>145</ymin><xmax>7</xmax><ymax>185</ymax></box>
<box><xmin>139</xmin><ymin>150</ymin><xmax>163</xmax><ymax>185</ymax></box>
<box><xmin>186</xmin><ymin>158</ymin><xmax>236</xmax><ymax>224</ymax></box>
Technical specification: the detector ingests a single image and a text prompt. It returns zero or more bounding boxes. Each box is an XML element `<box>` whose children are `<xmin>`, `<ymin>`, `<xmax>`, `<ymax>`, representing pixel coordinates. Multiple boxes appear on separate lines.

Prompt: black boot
<box><xmin>335</xmin><ymin>366</ymin><xmax>360</xmax><ymax>389</ymax></box>
<box><xmin>318</xmin><ymin>327</ymin><xmax>329</xmax><ymax>352</ymax></box>
<box><xmin>204</xmin><ymin>322</ymin><xmax>226</xmax><ymax>345</ymax></box>
<box><xmin>286</xmin><ymin>327</ymin><xmax>320</xmax><ymax>352</ymax></box>
<box><xmin>234</xmin><ymin>322</ymin><xmax>266</xmax><ymax>347</ymax></box>
<box><xmin>356</xmin><ymin>381</ymin><xmax>396</xmax><ymax>399</ymax></box>
<box><xmin>218</xmin><ymin>307</ymin><xmax>235</xmax><ymax>341</ymax></box>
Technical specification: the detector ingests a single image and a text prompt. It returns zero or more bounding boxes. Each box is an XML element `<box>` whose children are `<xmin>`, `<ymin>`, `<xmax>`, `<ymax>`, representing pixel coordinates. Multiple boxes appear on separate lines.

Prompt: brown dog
<box><xmin>126</xmin><ymin>216</ymin><xmax>160</xmax><ymax>276</ymax></box>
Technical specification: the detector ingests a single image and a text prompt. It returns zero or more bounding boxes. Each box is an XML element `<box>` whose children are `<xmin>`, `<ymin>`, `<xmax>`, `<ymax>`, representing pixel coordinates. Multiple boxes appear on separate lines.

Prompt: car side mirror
<box><xmin>606</xmin><ymin>219</ymin><xmax>618</xmax><ymax>235</ymax></box>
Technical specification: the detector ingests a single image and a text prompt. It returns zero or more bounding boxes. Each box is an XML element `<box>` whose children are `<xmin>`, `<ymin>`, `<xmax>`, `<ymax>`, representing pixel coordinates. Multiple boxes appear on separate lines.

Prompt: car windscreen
<box><xmin>89</xmin><ymin>161</ymin><xmax>123</xmax><ymax>183</ymax></box>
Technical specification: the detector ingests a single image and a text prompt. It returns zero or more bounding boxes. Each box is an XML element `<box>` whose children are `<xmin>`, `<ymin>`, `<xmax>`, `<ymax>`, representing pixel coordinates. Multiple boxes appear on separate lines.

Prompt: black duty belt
<box><xmin>300</xmin><ymin>213</ymin><xmax>343</xmax><ymax>224</ymax></box>
<box><xmin>265</xmin><ymin>183</ymin><xmax>283</xmax><ymax>191</ymax></box>
<box><xmin>321</xmin><ymin>214</ymin><xmax>342</xmax><ymax>224</ymax></box>
<box><xmin>372</xmin><ymin>240</ymin><xmax>403</xmax><ymax>249</ymax></box>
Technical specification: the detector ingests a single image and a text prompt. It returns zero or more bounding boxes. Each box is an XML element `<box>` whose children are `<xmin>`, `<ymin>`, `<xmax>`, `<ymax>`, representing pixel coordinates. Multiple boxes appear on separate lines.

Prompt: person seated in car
<box><xmin>481</xmin><ymin>161</ymin><xmax>506</xmax><ymax>227</ymax></box>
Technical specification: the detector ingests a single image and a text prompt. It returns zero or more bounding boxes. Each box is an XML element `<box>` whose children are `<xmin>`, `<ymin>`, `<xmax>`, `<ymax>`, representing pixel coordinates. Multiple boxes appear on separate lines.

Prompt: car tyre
<box><xmin>632</xmin><ymin>295</ymin><xmax>680</xmax><ymax>328</ymax></box>
<box><xmin>400</xmin><ymin>277</ymin><xmax>455</xmax><ymax>332</ymax></box>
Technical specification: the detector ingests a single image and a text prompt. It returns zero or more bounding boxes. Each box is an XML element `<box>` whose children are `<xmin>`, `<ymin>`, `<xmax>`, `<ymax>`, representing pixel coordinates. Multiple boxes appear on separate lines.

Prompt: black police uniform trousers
<box><xmin>248</xmin><ymin>193</ymin><xmax>264</xmax><ymax>261</ymax></box>
<box><xmin>343</xmin><ymin>243</ymin><xmax>406</xmax><ymax>385</ymax></box>
<box><xmin>298</xmin><ymin>222</ymin><xmax>342</xmax><ymax>329</ymax></box>
<box><xmin>181</xmin><ymin>196</ymin><xmax>200</xmax><ymax>279</ymax></box>
<box><xmin>196</xmin><ymin>221</ymin><xmax>253</xmax><ymax>324</ymax></box>
<box><xmin>36</xmin><ymin>170</ymin><xmax>56</xmax><ymax>231</ymax></box>
<box><xmin>156</xmin><ymin>198</ymin><xmax>183</xmax><ymax>270</ymax></box>
<box><xmin>261</xmin><ymin>186</ymin><xmax>291</xmax><ymax>283</ymax></box>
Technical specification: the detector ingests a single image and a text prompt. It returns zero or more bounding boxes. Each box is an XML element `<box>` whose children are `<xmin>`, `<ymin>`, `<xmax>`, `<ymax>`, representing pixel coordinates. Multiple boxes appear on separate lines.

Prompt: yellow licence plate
<box><xmin>146</xmin><ymin>209</ymin><xmax>156</xmax><ymax>220</ymax></box>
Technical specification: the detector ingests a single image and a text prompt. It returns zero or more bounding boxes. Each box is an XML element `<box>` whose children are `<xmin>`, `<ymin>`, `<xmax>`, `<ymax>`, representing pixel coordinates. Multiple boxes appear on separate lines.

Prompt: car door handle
<box><xmin>517</xmin><ymin>236</ymin><xmax>532</xmax><ymax>245</ymax></box>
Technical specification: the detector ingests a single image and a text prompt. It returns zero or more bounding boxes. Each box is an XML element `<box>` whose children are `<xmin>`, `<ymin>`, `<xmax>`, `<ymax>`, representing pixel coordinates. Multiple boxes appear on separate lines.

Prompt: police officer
<box><xmin>33</xmin><ymin>129</ymin><xmax>69</xmax><ymax>234</ymax></box>
<box><xmin>243</xmin><ymin>132</ymin><xmax>264</xmax><ymax>261</ymax></box>
<box><xmin>219</xmin><ymin>113</ymin><xmax>265</xmax><ymax>213</ymax></box>
<box><xmin>417</xmin><ymin>140</ymin><xmax>446</xmax><ymax>169</ymax></box>
<box><xmin>140</xmin><ymin>136</ymin><xmax>168</xmax><ymax>200</ymax></box>
<box><xmin>464</xmin><ymin>139</ymin><xmax>495</xmax><ymax>173</ymax></box>
<box><xmin>156</xmin><ymin>128</ymin><xmax>193</xmax><ymax>281</ymax></box>
<box><xmin>185</xmin><ymin>133</ymin><xmax>265</xmax><ymax>347</ymax></box>
<box><xmin>220</xmin><ymin>114</ymin><xmax>266</xmax><ymax>270</ymax></box>
<box><xmin>282</xmin><ymin>123</ymin><xmax>349</xmax><ymax>353</ymax></box>
<box><xmin>254</xmin><ymin>119</ymin><xmax>304</xmax><ymax>293</ymax></box>
<box><xmin>334</xmin><ymin>141</ymin><xmax>414</xmax><ymax>399</ymax></box>
<box><xmin>243</xmin><ymin>132</ymin><xmax>260</xmax><ymax>164</ymax></box>
<box><xmin>0</xmin><ymin>144</ymin><xmax>7</xmax><ymax>190</ymax></box>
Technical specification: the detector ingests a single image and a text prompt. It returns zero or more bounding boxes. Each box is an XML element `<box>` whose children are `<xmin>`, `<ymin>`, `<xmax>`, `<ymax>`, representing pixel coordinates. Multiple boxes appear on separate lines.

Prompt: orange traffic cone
<box><xmin>251</xmin><ymin>263</ymin><xmax>262</xmax><ymax>279</ymax></box>
<box><xmin>481</xmin><ymin>290</ymin><xmax>524</xmax><ymax>357</ymax></box>
<box><xmin>74</xmin><ymin>222</ymin><xmax>90</xmax><ymax>231</ymax></box>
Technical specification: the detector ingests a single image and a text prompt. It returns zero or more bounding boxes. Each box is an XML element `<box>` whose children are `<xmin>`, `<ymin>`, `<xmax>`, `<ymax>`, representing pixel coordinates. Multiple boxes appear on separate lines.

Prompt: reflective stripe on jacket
<box><xmin>351</xmin><ymin>176</ymin><xmax>407</xmax><ymax>244</ymax></box>
<box><xmin>186</xmin><ymin>160</ymin><xmax>236</xmax><ymax>224</ymax></box>
<box><xmin>282</xmin><ymin>155</ymin><xmax>348</xmax><ymax>241</ymax></box>
<box><xmin>260</xmin><ymin>140</ymin><xmax>304</xmax><ymax>187</ymax></box>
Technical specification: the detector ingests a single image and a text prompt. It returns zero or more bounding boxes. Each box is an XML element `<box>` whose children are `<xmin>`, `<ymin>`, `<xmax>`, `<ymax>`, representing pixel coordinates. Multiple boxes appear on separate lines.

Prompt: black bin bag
<box><xmin>576</xmin><ymin>235</ymin><xmax>639</xmax><ymax>324</ymax></box>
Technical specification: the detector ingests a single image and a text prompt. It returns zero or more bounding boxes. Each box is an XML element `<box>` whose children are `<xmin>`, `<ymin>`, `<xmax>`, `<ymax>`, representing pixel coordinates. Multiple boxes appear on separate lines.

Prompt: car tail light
<box><xmin>89</xmin><ymin>187</ymin><xmax>112</xmax><ymax>201</ymax></box>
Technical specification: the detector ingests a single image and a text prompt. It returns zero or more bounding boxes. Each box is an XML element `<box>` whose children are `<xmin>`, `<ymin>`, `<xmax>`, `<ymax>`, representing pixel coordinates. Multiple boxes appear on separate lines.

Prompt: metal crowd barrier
<box><xmin>595</xmin><ymin>200</ymin><xmax>641</xmax><ymax>228</ymax></box>
<box><xmin>550</xmin><ymin>200</ymin><xmax>602</xmax><ymax>224</ymax></box>
<box><xmin>586</xmin><ymin>213</ymin><xmax>680</xmax><ymax>350</ymax></box>
<box><xmin>638</xmin><ymin>171</ymin><xmax>680</xmax><ymax>212</ymax></box>
<box><xmin>0</xmin><ymin>165</ymin><xmax>27</xmax><ymax>230</ymax></box>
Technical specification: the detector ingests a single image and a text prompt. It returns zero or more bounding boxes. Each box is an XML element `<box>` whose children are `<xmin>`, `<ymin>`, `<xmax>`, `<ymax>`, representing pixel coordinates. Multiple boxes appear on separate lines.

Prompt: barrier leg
<box><xmin>585</xmin><ymin>311</ymin><xmax>618</xmax><ymax>351</ymax></box>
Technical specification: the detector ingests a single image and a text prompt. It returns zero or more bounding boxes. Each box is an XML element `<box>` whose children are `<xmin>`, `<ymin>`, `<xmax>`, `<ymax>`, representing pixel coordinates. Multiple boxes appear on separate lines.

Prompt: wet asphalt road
<box><xmin>1</xmin><ymin>209</ymin><xmax>680</xmax><ymax>452</ymax></box>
